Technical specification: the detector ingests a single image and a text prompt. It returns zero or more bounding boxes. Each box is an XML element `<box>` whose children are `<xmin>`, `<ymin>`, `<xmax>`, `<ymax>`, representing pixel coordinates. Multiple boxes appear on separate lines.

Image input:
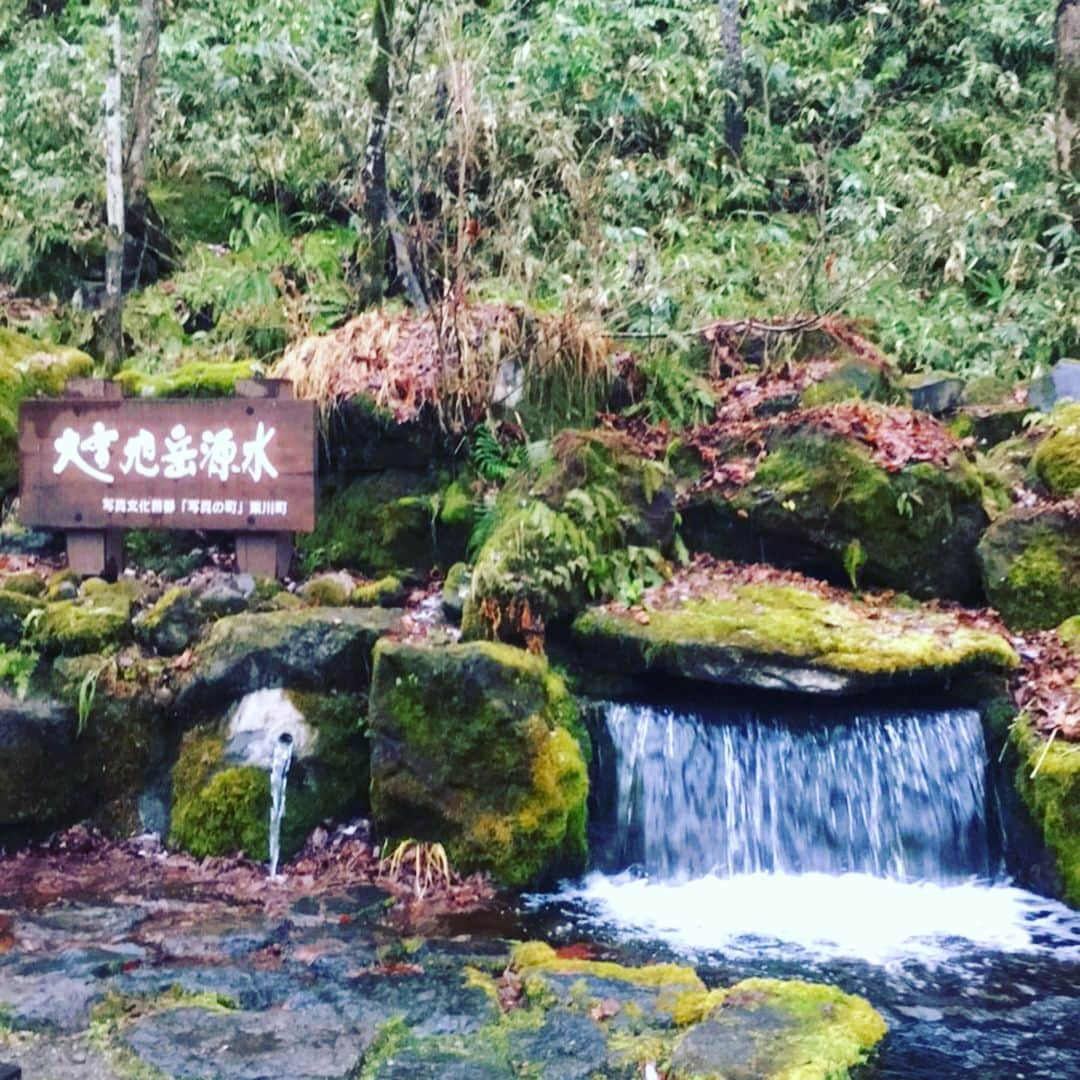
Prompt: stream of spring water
<box><xmin>268</xmin><ymin>732</ymin><xmax>294</xmax><ymax>878</ymax></box>
<box><xmin>534</xmin><ymin>699</ymin><xmax>1080</xmax><ymax>1077</ymax></box>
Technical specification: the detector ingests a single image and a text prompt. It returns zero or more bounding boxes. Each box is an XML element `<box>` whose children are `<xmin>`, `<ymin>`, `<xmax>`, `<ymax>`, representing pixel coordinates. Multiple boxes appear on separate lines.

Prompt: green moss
<box><xmin>1011</xmin><ymin>716</ymin><xmax>1080</xmax><ymax>908</ymax></box>
<box><xmin>0</xmin><ymin>588</ymin><xmax>43</xmax><ymax>645</ymax></box>
<box><xmin>439</xmin><ymin>480</ymin><xmax>475</xmax><ymax>526</ymax></box>
<box><xmin>1032</xmin><ymin>404</ymin><xmax>1080</xmax><ymax>498</ymax></box>
<box><xmin>134</xmin><ymin>586</ymin><xmax>204</xmax><ymax>656</ymax></box>
<box><xmin>0</xmin><ymin>327</ymin><xmax>94</xmax><ymax>491</ymax></box>
<box><xmin>369</xmin><ymin>640</ymin><xmax>589</xmax><ymax>887</ymax></box>
<box><xmin>963</xmin><ymin>375</ymin><xmax>1012</xmax><ymax>406</ymax></box>
<box><xmin>575</xmin><ymin>583</ymin><xmax>1016</xmax><ymax>685</ymax></box>
<box><xmin>978</xmin><ymin>508</ymin><xmax>1080</xmax><ymax>631</ymax></box>
<box><xmin>351</xmin><ymin>575</ymin><xmax>406</xmax><ymax>607</ymax></box>
<box><xmin>948</xmin><ymin>413</ymin><xmax>975</xmax><ymax>440</ymax></box>
<box><xmin>115</xmin><ymin>360</ymin><xmax>254</xmax><ymax>399</ymax></box>
<box><xmin>298</xmin><ymin>572</ymin><xmax>353</xmax><ymax>606</ymax></box>
<box><xmin>170</xmin><ymin>761</ymin><xmax>271</xmax><ymax>861</ymax></box>
<box><xmin>684</xmin><ymin>425</ymin><xmax>987</xmax><ymax>602</ymax></box>
<box><xmin>299</xmin><ymin>470</ymin><xmax>443</xmax><ymax>576</ymax></box>
<box><xmin>148</xmin><ymin>174</ymin><xmax>236</xmax><ymax>247</ymax></box>
<box><xmin>0</xmin><ymin>571</ymin><xmax>45</xmax><ymax>597</ymax></box>
<box><xmin>512</xmin><ymin>941</ymin><xmax>703</xmax><ymax>992</ymax></box>
<box><xmin>675</xmin><ymin>978</ymin><xmax>887</xmax><ymax>1080</ymax></box>
<box><xmin>1059</xmin><ymin>615</ymin><xmax>1080</xmax><ymax>650</ymax></box>
<box><xmin>33</xmin><ymin>581</ymin><xmax>132</xmax><ymax>655</ymax></box>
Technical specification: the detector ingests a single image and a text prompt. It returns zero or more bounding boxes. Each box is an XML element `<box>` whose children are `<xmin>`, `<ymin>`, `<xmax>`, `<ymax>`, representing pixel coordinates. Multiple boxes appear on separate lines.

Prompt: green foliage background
<box><xmin>1</xmin><ymin>0</ymin><xmax>1076</xmax><ymax>380</ymax></box>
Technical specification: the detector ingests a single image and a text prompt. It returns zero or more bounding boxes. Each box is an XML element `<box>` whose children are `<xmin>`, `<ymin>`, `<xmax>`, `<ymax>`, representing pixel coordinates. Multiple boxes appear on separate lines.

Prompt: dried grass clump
<box><xmin>272</xmin><ymin>300</ymin><xmax>612</xmax><ymax>431</ymax></box>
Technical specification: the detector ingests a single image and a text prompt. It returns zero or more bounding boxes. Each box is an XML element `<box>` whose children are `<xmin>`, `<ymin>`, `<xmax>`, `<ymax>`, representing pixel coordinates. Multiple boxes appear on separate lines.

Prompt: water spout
<box><xmin>268</xmin><ymin>732</ymin><xmax>294</xmax><ymax>878</ymax></box>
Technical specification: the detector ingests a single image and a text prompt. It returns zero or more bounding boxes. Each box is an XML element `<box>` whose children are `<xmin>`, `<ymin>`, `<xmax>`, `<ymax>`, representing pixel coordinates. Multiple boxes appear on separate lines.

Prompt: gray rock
<box><xmin>507</xmin><ymin>1009</ymin><xmax>609</xmax><ymax>1079</ymax></box>
<box><xmin>134</xmin><ymin>586</ymin><xmax>204</xmax><ymax>656</ymax></box>
<box><xmin>196</xmin><ymin>571</ymin><xmax>256</xmax><ymax>618</ymax></box>
<box><xmin>903</xmin><ymin>372</ymin><xmax>965</xmax><ymax>415</ymax></box>
<box><xmin>123</xmin><ymin>1005</ymin><xmax>372</xmax><ymax>1080</ymax></box>
<box><xmin>175</xmin><ymin>606</ymin><xmax>401</xmax><ymax>711</ymax></box>
<box><xmin>1028</xmin><ymin>359</ymin><xmax>1080</xmax><ymax>411</ymax></box>
<box><xmin>672</xmin><ymin>1006</ymin><xmax>797</xmax><ymax>1080</ymax></box>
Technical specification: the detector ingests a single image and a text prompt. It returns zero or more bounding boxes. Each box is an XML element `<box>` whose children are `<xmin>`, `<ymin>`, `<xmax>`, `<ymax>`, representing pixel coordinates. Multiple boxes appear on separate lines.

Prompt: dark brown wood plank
<box><xmin>18</xmin><ymin>398</ymin><xmax>317</xmax><ymax>533</ymax></box>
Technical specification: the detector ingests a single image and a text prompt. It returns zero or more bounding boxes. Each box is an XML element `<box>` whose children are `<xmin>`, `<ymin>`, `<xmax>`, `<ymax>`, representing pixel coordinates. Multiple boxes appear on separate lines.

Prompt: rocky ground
<box><xmin>0</xmin><ymin>829</ymin><xmax>886</xmax><ymax>1080</ymax></box>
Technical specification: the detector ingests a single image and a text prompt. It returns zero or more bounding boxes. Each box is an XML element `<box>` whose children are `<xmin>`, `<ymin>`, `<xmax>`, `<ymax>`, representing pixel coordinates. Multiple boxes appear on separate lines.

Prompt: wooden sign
<box><xmin>18</xmin><ymin>380</ymin><xmax>316</xmax><ymax>577</ymax></box>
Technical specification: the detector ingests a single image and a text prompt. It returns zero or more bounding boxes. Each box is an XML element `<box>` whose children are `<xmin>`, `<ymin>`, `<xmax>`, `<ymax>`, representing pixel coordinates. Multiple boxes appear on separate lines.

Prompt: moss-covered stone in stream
<box><xmin>1011</xmin><ymin>715</ymin><xmax>1080</xmax><ymax>908</ymax></box>
<box><xmin>573</xmin><ymin>581</ymin><xmax>1017</xmax><ymax>696</ymax></box>
<box><xmin>114</xmin><ymin>360</ymin><xmax>254</xmax><ymax>398</ymax></box>
<box><xmin>298</xmin><ymin>571</ymin><xmax>354</xmax><ymax>607</ymax></box>
<box><xmin>33</xmin><ymin>579</ymin><xmax>135</xmax><ymax>655</ymax></box>
<box><xmin>462</xmin><ymin>429</ymin><xmax>674</xmax><ymax>643</ymax></box>
<box><xmin>368</xmin><ymin>640</ymin><xmax>588</xmax><ymax>888</ymax></box>
<box><xmin>681</xmin><ymin>426</ymin><xmax>988</xmax><ymax>602</ymax></box>
<box><xmin>1032</xmin><ymin>403</ymin><xmax>1080</xmax><ymax>499</ymax></box>
<box><xmin>977</xmin><ymin>503</ymin><xmax>1080</xmax><ymax>631</ymax></box>
<box><xmin>0</xmin><ymin>327</ymin><xmax>94</xmax><ymax>492</ymax></box>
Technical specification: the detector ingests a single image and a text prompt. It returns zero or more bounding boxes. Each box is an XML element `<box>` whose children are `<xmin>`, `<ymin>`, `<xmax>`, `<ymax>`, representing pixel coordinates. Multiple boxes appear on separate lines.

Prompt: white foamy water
<box><xmin>561</xmin><ymin>870</ymin><xmax>1080</xmax><ymax>964</ymax></box>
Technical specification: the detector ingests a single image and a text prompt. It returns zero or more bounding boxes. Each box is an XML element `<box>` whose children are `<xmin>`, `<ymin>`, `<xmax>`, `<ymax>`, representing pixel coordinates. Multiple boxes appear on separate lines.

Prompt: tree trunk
<box><xmin>1058</xmin><ymin>0</ymin><xmax>1080</xmax><ymax>181</ymax></box>
<box><xmin>718</xmin><ymin>0</ymin><xmax>745</xmax><ymax>157</ymax></box>
<box><xmin>124</xmin><ymin>0</ymin><xmax>160</xmax><ymax>218</ymax></box>
<box><xmin>362</xmin><ymin>0</ymin><xmax>426</xmax><ymax>308</ymax></box>
<box><xmin>102</xmin><ymin>13</ymin><xmax>125</xmax><ymax>373</ymax></box>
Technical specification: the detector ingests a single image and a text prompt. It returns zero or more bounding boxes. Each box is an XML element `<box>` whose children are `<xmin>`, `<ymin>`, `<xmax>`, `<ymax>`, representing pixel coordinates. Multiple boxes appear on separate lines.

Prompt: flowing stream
<box><xmin>537</xmin><ymin>698</ymin><xmax>1080</xmax><ymax>1077</ymax></box>
<box><xmin>268</xmin><ymin>731</ymin><xmax>294</xmax><ymax>878</ymax></box>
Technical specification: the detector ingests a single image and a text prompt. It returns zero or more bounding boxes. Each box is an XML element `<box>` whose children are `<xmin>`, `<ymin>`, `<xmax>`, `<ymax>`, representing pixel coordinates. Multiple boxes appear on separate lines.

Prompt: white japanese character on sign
<box><xmin>119</xmin><ymin>428</ymin><xmax>160</xmax><ymax>478</ymax></box>
<box><xmin>53</xmin><ymin>423</ymin><xmax>118</xmax><ymax>484</ymax></box>
<box><xmin>162</xmin><ymin>424</ymin><xmax>197</xmax><ymax>478</ymax></box>
<box><xmin>200</xmin><ymin>427</ymin><xmax>238</xmax><ymax>482</ymax></box>
<box><xmin>241</xmin><ymin>422</ymin><xmax>278</xmax><ymax>482</ymax></box>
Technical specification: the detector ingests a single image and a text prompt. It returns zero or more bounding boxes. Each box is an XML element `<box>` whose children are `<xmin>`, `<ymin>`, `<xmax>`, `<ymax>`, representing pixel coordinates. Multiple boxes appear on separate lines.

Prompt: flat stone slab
<box><xmin>123</xmin><ymin>1005</ymin><xmax>372</xmax><ymax>1080</ymax></box>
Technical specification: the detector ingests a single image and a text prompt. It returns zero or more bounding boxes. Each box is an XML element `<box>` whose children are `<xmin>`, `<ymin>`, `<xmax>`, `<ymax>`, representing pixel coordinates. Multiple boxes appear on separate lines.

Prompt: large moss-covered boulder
<box><xmin>462</xmin><ymin>429</ymin><xmax>674</xmax><ymax>643</ymax></box>
<box><xmin>169</xmin><ymin>688</ymin><xmax>369</xmax><ymax>862</ymax></box>
<box><xmin>1011</xmin><ymin>716</ymin><xmax>1080</xmax><ymax>908</ymax></box>
<box><xmin>175</xmin><ymin>606</ymin><xmax>400</xmax><ymax>711</ymax></box>
<box><xmin>0</xmin><ymin>690</ymin><xmax>78</xmax><ymax>829</ymax></box>
<box><xmin>573</xmin><ymin>560</ymin><xmax>1017</xmax><ymax>696</ymax></box>
<box><xmin>299</xmin><ymin>469</ymin><xmax>470</xmax><ymax>576</ymax></box>
<box><xmin>0</xmin><ymin>328</ymin><xmax>93</xmax><ymax>493</ymax></box>
<box><xmin>977</xmin><ymin>503</ymin><xmax>1080</xmax><ymax>631</ymax></box>
<box><xmin>369</xmin><ymin>640</ymin><xmax>589</xmax><ymax>887</ymax></box>
<box><xmin>680</xmin><ymin>411</ymin><xmax>989</xmax><ymax>602</ymax></box>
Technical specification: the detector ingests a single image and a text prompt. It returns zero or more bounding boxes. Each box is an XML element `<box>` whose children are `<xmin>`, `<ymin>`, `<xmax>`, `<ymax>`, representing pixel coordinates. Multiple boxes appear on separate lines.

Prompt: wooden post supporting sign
<box><xmin>18</xmin><ymin>379</ymin><xmax>316</xmax><ymax>579</ymax></box>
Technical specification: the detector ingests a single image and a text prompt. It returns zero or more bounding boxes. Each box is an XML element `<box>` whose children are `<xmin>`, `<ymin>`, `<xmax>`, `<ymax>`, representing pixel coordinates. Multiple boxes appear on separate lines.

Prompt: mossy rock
<box><xmin>351</xmin><ymin>575</ymin><xmax>407</xmax><ymax>607</ymax></box>
<box><xmin>33</xmin><ymin>579</ymin><xmax>134</xmax><ymax>656</ymax></box>
<box><xmin>463</xmin><ymin>429</ymin><xmax>674</xmax><ymax>643</ymax></box>
<box><xmin>369</xmin><ymin>640</ymin><xmax>589</xmax><ymax>888</ymax></box>
<box><xmin>134</xmin><ymin>586</ymin><xmax>205</xmax><ymax>656</ymax></box>
<box><xmin>977</xmin><ymin>504</ymin><xmax>1080</xmax><ymax>631</ymax></box>
<box><xmin>298</xmin><ymin>571</ymin><xmax>355</xmax><ymax>607</ymax></box>
<box><xmin>300</xmin><ymin>469</ymin><xmax>463</xmax><ymax>576</ymax></box>
<box><xmin>441</xmin><ymin>562</ymin><xmax>471</xmax><ymax>624</ymax></box>
<box><xmin>0</xmin><ymin>690</ymin><xmax>79</xmax><ymax>828</ymax></box>
<box><xmin>0</xmin><ymin>571</ymin><xmax>46</xmax><ymax>597</ymax></box>
<box><xmin>169</xmin><ymin>688</ymin><xmax>369</xmax><ymax>862</ymax></box>
<box><xmin>573</xmin><ymin>582</ymin><xmax>1017</xmax><ymax>696</ymax></box>
<box><xmin>115</xmin><ymin>360</ymin><xmax>254</xmax><ymax>399</ymax></box>
<box><xmin>1059</xmin><ymin>615</ymin><xmax>1080</xmax><ymax>649</ymax></box>
<box><xmin>0</xmin><ymin>327</ymin><xmax>94</xmax><ymax>493</ymax></box>
<box><xmin>1011</xmin><ymin>716</ymin><xmax>1080</xmax><ymax>908</ymax></box>
<box><xmin>800</xmin><ymin>358</ymin><xmax>908</xmax><ymax>409</ymax></box>
<box><xmin>0</xmin><ymin>588</ymin><xmax>44</xmax><ymax>646</ymax></box>
<box><xmin>681</xmin><ymin>425</ymin><xmax>988</xmax><ymax>602</ymax></box>
<box><xmin>42</xmin><ymin>651</ymin><xmax>166</xmax><ymax>835</ymax></box>
<box><xmin>1032</xmin><ymin>403</ymin><xmax>1080</xmax><ymax>499</ymax></box>
<box><xmin>670</xmin><ymin>977</ymin><xmax>887</xmax><ymax>1080</ymax></box>
<box><xmin>176</xmin><ymin>606</ymin><xmax>400</xmax><ymax>713</ymax></box>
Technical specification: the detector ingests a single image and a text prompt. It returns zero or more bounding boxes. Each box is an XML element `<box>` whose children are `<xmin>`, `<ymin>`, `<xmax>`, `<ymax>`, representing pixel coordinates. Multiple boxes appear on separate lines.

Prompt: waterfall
<box><xmin>268</xmin><ymin>732</ymin><xmax>294</xmax><ymax>878</ymax></box>
<box><xmin>598</xmin><ymin>700</ymin><xmax>995</xmax><ymax>884</ymax></box>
